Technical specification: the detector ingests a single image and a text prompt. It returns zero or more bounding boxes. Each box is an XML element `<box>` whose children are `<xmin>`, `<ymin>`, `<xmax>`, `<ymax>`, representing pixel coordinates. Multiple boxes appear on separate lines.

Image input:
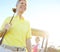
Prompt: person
<box><xmin>32</xmin><ymin>36</ymin><xmax>40</xmax><ymax>52</ymax></box>
<box><xmin>0</xmin><ymin>0</ymin><xmax>32</xmax><ymax>52</ymax></box>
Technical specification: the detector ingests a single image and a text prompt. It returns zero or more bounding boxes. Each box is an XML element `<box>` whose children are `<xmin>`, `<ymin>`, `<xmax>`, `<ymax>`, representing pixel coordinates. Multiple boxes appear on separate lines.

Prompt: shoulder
<box><xmin>24</xmin><ymin>19</ymin><xmax>30</xmax><ymax>26</ymax></box>
<box><xmin>5</xmin><ymin>16</ymin><xmax>12</xmax><ymax>21</ymax></box>
<box><xmin>3</xmin><ymin>16</ymin><xmax>12</xmax><ymax>23</ymax></box>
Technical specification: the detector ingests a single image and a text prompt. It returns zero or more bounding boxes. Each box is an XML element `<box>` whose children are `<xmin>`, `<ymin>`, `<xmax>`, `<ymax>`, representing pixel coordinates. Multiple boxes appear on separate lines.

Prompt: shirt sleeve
<box><xmin>26</xmin><ymin>22</ymin><xmax>32</xmax><ymax>39</ymax></box>
<box><xmin>0</xmin><ymin>17</ymin><xmax>11</xmax><ymax>31</ymax></box>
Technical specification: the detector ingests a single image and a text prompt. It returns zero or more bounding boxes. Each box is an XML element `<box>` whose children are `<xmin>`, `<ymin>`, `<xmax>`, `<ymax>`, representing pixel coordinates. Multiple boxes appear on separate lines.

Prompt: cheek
<box><xmin>24</xmin><ymin>7</ymin><xmax>26</xmax><ymax>10</ymax></box>
<box><xmin>22</xmin><ymin>6</ymin><xmax>26</xmax><ymax>11</ymax></box>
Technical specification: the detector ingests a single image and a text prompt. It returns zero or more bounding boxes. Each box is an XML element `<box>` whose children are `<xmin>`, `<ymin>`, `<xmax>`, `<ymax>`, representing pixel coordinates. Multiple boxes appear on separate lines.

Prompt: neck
<box><xmin>17</xmin><ymin>12</ymin><xmax>23</xmax><ymax>18</ymax></box>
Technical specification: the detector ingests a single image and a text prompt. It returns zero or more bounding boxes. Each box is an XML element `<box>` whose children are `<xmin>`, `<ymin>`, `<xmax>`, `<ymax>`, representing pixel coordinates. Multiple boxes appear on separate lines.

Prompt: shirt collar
<box><xmin>15</xmin><ymin>15</ymin><xmax>24</xmax><ymax>20</ymax></box>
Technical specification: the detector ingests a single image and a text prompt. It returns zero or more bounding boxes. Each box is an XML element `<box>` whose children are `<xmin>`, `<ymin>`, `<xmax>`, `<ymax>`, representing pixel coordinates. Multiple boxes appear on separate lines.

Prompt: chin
<box><xmin>20</xmin><ymin>10</ymin><xmax>25</xmax><ymax>13</ymax></box>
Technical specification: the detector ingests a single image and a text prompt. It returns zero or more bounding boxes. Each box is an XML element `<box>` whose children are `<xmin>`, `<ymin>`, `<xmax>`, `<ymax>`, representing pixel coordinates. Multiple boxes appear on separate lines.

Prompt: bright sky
<box><xmin>0</xmin><ymin>0</ymin><xmax>60</xmax><ymax>47</ymax></box>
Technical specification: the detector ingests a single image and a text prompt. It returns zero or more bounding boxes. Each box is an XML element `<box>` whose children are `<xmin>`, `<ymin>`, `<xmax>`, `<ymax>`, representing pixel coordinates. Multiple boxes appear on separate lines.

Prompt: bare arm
<box><xmin>26</xmin><ymin>38</ymin><xmax>32</xmax><ymax>52</ymax></box>
<box><xmin>0</xmin><ymin>23</ymin><xmax>11</xmax><ymax>37</ymax></box>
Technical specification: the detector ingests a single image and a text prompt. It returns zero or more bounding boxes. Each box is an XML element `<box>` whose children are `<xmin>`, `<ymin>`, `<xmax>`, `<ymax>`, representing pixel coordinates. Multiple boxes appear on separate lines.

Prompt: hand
<box><xmin>4</xmin><ymin>23</ymin><xmax>11</xmax><ymax>30</ymax></box>
<box><xmin>0</xmin><ymin>31</ymin><xmax>3</xmax><ymax>37</ymax></box>
<box><xmin>0</xmin><ymin>23</ymin><xmax>11</xmax><ymax>37</ymax></box>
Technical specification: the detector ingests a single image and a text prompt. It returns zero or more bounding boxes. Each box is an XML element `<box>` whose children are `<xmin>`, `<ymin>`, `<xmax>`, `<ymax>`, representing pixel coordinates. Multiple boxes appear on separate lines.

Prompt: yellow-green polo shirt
<box><xmin>1</xmin><ymin>15</ymin><xmax>32</xmax><ymax>47</ymax></box>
